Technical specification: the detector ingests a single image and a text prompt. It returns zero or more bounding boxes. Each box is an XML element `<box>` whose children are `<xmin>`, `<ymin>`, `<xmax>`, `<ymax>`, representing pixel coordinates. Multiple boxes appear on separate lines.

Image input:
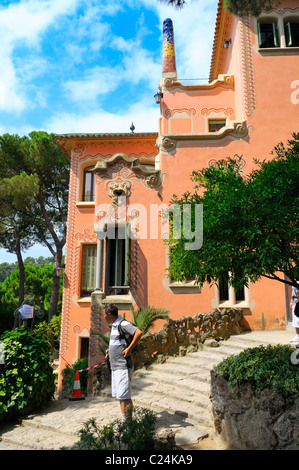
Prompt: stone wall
<box><xmin>132</xmin><ymin>308</ymin><xmax>244</xmax><ymax>370</ymax></box>
<box><xmin>210</xmin><ymin>371</ymin><xmax>299</xmax><ymax>450</ymax></box>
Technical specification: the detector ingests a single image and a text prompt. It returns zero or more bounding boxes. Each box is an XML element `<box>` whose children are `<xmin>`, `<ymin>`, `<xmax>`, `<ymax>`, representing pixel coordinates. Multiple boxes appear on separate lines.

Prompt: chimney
<box><xmin>162</xmin><ymin>18</ymin><xmax>177</xmax><ymax>80</ymax></box>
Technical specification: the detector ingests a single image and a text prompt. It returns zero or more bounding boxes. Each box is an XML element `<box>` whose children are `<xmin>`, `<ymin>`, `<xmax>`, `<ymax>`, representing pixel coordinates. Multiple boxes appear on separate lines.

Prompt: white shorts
<box><xmin>292</xmin><ymin>302</ymin><xmax>299</xmax><ymax>328</ymax></box>
<box><xmin>111</xmin><ymin>369</ymin><xmax>133</xmax><ymax>400</ymax></box>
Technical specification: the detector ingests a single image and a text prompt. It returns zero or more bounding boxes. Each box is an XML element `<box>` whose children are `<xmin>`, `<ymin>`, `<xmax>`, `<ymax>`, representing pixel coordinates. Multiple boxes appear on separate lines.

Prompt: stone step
<box><xmin>134</xmin><ymin>368</ymin><xmax>212</xmax><ymax>395</ymax></box>
<box><xmin>0</xmin><ymin>422</ymin><xmax>76</xmax><ymax>450</ymax></box>
<box><xmin>100</xmin><ymin>377</ymin><xmax>213</xmax><ymax>428</ymax></box>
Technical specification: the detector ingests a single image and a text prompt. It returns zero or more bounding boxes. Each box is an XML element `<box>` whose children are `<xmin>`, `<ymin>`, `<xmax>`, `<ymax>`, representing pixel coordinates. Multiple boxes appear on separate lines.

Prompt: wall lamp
<box><xmin>224</xmin><ymin>38</ymin><xmax>232</xmax><ymax>48</ymax></box>
<box><xmin>154</xmin><ymin>92</ymin><xmax>163</xmax><ymax>104</ymax></box>
<box><xmin>55</xmin><ymin>264</ymin><xmax>65</xmax><ymax>277</ymax></box>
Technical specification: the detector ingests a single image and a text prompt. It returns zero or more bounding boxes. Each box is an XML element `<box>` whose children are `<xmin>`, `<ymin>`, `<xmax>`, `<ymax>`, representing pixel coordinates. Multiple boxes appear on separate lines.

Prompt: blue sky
<box><xmin>0</xmin><ymin>0</ymin><xmax>218</xmax><ymax>263</ymax></box>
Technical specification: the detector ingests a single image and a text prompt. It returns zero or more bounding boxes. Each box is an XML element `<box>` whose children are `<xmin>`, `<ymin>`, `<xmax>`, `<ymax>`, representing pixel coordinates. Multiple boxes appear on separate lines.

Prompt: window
<box><xmin>219</xmin><ymin>277</ymin><xmax>229</xmax><ymax>301</ymax></box>
<box><xmin>218</xmin><ymin>275</ymin><xmax>246</xmax><ymax>303</ymax></box>
<box><xmin>258</xmin><ymin>22</ymin><xmax>279</xmax><ymax>48</ymax></box>
<box><xmin>235</xmin><ymin>286</ymin><xmax>245</xmax><ymax>302</ymax></box>
<box><xmin>82</xmin><ymin>167</ymin><xmax>96</xmax><ymax>202</ymax></box>
<box><xmin>80</xmin><ymin>245</ymin><xmax>97</xmax><ymax>296</ymax></box>
<box><xmin>285</xmin><ymin>21</ymin><xmax>299</xmax><ymax>47</ymax></box>
<box><xmin>104</xmin><ymin>225</ymin><xmax>130</xmax><ymax>295</ymax></box>
<box><xmin>80</xmin><ymin>338</ymin><xmax>89</xmax><ymax>359</ymax></box>
<box><xmin>209</xmin><ymin>120</ymin><xmax>226</xmax><ymax>132</ymax></box>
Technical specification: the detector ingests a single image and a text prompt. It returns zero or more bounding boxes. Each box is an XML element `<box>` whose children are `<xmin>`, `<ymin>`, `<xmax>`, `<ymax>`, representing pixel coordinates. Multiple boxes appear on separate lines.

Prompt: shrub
<box><xmin>0</xmin><ymin>327</ymin><xmax>55</xmax><ymax>423</ymax></box>
<box><xmin>62</xmin><ymin>357</ymin><xmax>89</xmax><ymax>394</ymax></box>
<box><xmin>214</xmin><ymin>344</ymin><xmax>299</xmax><ymax>406</ymax></box>
<box><xmin>70</xmin><ymin>407</ymin><xmax>177</xmax><ymax>450</ymax></box>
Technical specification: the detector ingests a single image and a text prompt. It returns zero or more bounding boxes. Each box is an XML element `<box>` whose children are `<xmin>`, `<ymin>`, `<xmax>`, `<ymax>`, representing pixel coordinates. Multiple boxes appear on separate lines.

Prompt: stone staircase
<box><xmin>0</xmin><ymin>331</ymin><xmax>294</xmax><ymax>450</ymax></box>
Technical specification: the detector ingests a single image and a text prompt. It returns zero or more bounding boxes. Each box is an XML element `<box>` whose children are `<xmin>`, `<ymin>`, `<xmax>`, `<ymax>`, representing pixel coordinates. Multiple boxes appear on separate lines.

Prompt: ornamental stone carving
<box><xmin>93</xmin><ymin>152</ymin><xmax>163</xmax><ymax>191</ymax></box>
<box><xmin>156</xmin><ymin>135</ymin><xmax>177</xmax><ymax>153</ymax></box>
<box><xmin>108</xmin><ymin>181</ymin><xmax>131</xmax><ymax>204</ymax></box>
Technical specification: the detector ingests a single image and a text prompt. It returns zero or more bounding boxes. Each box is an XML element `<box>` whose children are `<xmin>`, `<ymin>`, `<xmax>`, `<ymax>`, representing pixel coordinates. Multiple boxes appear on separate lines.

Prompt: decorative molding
<box><xmin>262</xmin><ymin>7</ymin><xmax>299</xmax><ymax>14</ymax></box>
<box><xmin>75</xmin><ymin>228</ymin><xmax>98</xmax><ymax>245</ymax></box>
<box><xmin>60</xmin><ymin>153</ymin><xmax>79</xmax><ymax>357</ymax></box>
<box><xmin>164</xmin><ymin>107</ymin><xmax>196</xmax><ymax>118</ymax></box>
<box><xmin>208</xmin><ymin>156</ymin><xmax>247</xmax><ymax>169</ymax></box>
<box><xmin>163</xmin><ymin>107</ymin><xmax>197</xmax><ymax>134</ymax></box>
<box><xmin>240</xmin><ymin>18</ymin><xmax>256</xmax><ymax>118</ymax></box>
<box><xmin>93</xmin><ymin>153</ymin><xmax>163</xmax><ymax>190</ymax></box>
<box><xmin>157</xmin><ymin>120</ymin><xmax>249</xmax><ymax>150</ymax></box>
<box><xmin>201</xmin><ymin>107</ymin><xmax>234</xmax><ymax>116</ymax></box>
<box><xmin>159</xmin><ymin>74</ymin><xmax>234</xmax><ymax>91</ymax></box>
<box><xmin>55</xmin><ymin>133</ymin><xmax>158</xmax><ymax>159</ymax></box>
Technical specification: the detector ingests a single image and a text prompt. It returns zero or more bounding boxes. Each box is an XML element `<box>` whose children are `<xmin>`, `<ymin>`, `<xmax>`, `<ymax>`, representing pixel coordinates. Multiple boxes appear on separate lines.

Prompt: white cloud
<box><xmin>45</xmin><ymin>95</ymin><xmax>160</xmax><ymax>134</ymax></box>
<box><xmin>0</xmin><ymin>52</ymin><xmax>27</xmax><ymax>113</ymax></box>
<box><xmin>0</xmin><ymin>0</ymin><xmax>79</xmax><ymax>45</ymax></box>
<box><xmin>63</xmin><ymin>65</ymin><xmax>123</xmax><ymax>103</ymax></box>
<box><xmin>0</xmin><ymin>0</ymin><xmax>81</xmax><ymax>113</ymax></box>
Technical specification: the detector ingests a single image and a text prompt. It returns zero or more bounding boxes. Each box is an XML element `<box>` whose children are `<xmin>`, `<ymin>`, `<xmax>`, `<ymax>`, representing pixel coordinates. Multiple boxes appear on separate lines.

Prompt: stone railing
<box><xmin>133</xmin><ymin>308</ymin><xmax>244</xmax><ymax>369</ymax></box>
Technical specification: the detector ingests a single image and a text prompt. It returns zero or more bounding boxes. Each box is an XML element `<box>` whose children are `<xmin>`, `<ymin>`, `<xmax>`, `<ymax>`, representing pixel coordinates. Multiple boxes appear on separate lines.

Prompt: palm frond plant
<box><xmin>129</xmin><ymin>305</ymin><xmax>170</xmax><ymax>334</ymax></box>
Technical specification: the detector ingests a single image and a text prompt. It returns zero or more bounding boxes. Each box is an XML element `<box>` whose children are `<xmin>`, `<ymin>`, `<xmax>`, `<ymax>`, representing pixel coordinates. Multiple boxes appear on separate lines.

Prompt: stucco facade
<box><xmin>56</xmin><ymin>0</ymin><xmax>299</xmax><ymax>391</ymax></box>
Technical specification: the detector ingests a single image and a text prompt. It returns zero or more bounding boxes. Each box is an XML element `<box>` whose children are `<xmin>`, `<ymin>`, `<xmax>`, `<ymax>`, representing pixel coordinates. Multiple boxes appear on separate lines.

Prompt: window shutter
<box><xmin>272</xmin><ymin>23</ymin><xmax>278</xmax><ymax>47</ymax></box>
<box><xmin>257</xmin><ymin>22</ymin><xmax>262</xmax><ymax>47</ymax></box>
<box><xmin>285</xmin><ymin>22</ymin><xmax>292</xmax><ymax>46</ymax></box>
<box><xmin>81</xmin><ymin>245</ymin><xmax>96</xmax><ymax>292</ymax></box>
<box><xmin>124</xmin><ymin>224</ymin><xmax>130</xmax><ymax>286</ymax></box>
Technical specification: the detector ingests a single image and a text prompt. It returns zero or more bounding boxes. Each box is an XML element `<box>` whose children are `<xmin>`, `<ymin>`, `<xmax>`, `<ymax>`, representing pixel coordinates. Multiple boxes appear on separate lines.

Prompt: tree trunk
<box><xmin>48</xmin><ymin>246</ymin><xmax>63</xmax><ymax>323</ymax></box>
<box><xmin>14</xmin><ymin>234</ymin><xmax>25</xmax><ymax>328</ymax></box>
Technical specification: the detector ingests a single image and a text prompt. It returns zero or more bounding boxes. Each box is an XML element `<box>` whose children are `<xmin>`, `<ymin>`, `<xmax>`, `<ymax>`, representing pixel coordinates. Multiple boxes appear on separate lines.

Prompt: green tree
<box><xmin>0</xmin><ymin>173</ymin><xmax>39</xmax><ymax>317</ymax></box>
<box><xmin>0</xmin><ymin>264</ymin><xmax>62</xmax><ymax>334</ymax></box>
<box><xmin>167</xmin><ymin>134</ymin><xmax>299</xmax><ymax>291</ymax></box>
<box><xmin>0</xmin><ymin>262</ymin><xmax>18</xmax><ymax>283</ymax></box>
<box><xmin>161</xmin><ymin>0</ymin><xmax>280</xmax><ymax>17</ymax></box>
<box><xmin>0</xmin><ymin>132</ymin><xmax>69</xmax><ymax>321</ymax></box>
<box><xmin>224</xmin><ymin>0</ymin><xmax>280</xmax><ymax>17</ymax></box>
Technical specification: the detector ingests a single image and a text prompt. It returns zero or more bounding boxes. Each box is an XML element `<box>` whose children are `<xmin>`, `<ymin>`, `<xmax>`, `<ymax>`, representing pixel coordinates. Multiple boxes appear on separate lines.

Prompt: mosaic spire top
<box><xmin>162</xmin><ymin>18</ymin><xmax>177</xmax><ymax>75</ymax></box>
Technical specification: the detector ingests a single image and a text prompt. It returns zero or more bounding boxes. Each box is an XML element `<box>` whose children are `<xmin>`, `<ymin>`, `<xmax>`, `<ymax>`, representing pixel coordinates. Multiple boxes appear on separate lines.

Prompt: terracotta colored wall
<box><xmin>57</xmin><ymin>1</ymin><xmax>299</xmax><ymax>390</ymax></box>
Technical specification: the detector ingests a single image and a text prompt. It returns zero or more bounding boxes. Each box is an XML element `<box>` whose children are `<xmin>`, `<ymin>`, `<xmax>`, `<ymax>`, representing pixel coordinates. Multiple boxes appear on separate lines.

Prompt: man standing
<box><xmin>104</xmin><ymin>303</ymin><xmax>143</xmax><ymax>422</ymax></box>
<box><xmin>290</xmin><ymin>283</ymin><xmax>299</xmax><ymax>343</ymax></box>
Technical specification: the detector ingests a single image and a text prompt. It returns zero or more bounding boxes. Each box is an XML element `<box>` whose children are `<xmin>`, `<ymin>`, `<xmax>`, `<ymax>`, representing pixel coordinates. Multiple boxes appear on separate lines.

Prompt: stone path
<box><xmin>0</xmin><ymin>328</ymin><xmax>296</xmax><ymax>450</ymax></box>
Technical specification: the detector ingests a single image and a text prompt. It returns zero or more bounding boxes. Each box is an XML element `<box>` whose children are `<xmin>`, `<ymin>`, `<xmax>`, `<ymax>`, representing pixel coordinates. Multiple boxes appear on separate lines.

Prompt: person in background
<box><xmin>290</xmin><ymin>282</ymin><xmax>299</xmax><ymax>343</ymax></box>
<box><xmin>103</xmin><ymin>303</ymin><xmax>143</xmax><ymax>422</ymax></box>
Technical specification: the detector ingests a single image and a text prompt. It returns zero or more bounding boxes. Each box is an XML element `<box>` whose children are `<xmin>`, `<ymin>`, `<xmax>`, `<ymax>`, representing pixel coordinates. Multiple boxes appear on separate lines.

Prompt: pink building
<box><xmin>56</xmin><ymin>0</ymin><xmax>299</xmax><ymax>391</ymax></box>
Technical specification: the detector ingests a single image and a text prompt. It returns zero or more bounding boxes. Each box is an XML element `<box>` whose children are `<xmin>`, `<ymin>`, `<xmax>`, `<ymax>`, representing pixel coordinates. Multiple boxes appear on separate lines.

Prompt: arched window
<box><xmin>82</xmin><ymin>167</ymin><xmax>95</xmax><ymax>202</ymax></box>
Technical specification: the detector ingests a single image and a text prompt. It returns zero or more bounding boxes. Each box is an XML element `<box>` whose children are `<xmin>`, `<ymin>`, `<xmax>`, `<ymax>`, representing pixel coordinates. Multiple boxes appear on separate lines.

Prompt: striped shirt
<box><xmin>108</xmin><ymin>315</ymin><xmax>138</xmax><ymax>370</ymax></box>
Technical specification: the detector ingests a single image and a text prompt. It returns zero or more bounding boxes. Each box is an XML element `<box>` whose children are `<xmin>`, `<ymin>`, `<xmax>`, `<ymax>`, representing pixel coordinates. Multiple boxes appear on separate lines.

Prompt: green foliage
<box><xmin>0</xmin><ymin>327</ymin><xmax>55</xmax><ymax>422</ymax></box>
<box><xmin>161</xmin><ymin>0</ymin><xmax>280</xmax><ymax>17</ymax></box>
<box><xmin>0</xmin><ymin>131</ymin><xmax>69</xmax><ymax>320</ymax></box>
<box><xmin>62</xmin><ymin>358</ymin><xmax>89</xmax><ymax>393</ymax></box>
<box><xmin>129</xmin><ymin>305</ymin><xmax>170</xmax><ymax>334</ymax></box>
<box><xmin>70</xmin><ymin>407</ymin><xmax>176</xmax><ymax>450</ymax></box>
<box><xmin>168</xmin><ymin>135</ymin><xmax>299</xmax><ymax>292</ymax></box>
<box><xmin>0</xmin><ymin>264</ymin><xmax>63</xmax><ymax>334</ymax></box>
<box><xmin>224</xmin><ymin>0</ymin><xmax>280</xmax><ymax>17</ymax></box>
<box><xmin>214</xmin><ymin>345</ymin><xmax>299</xmax><ymax>406</ymax></box>
<box><xmin>34</xmin><ymin>314</ymin><xmax>61</xmax><ymax>343</ymax></box>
